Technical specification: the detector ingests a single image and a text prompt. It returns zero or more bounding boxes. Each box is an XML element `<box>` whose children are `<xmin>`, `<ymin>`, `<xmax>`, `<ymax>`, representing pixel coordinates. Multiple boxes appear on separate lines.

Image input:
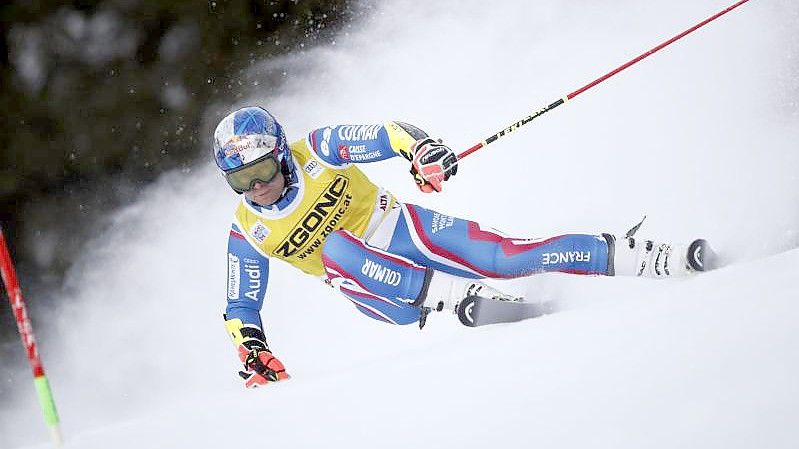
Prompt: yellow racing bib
<box><xmin>233</xmin><ymin>139</ymin><xmax>395</xmax><ymax>276</ymax></box>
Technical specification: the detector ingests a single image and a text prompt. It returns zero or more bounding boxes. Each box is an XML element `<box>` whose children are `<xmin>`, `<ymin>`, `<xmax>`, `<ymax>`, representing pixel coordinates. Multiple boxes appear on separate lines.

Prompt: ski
<box><xmin>456</xmin><ymin>296</ymin><xmax>554</xmax><ymax>327</ymax></box>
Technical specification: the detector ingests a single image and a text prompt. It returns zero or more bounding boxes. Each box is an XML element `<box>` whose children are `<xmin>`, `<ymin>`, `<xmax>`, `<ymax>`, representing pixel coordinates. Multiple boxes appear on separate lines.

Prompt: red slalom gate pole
<box><xmin>0</xmin><ymin>228</ymin><xmax>63</xmax><ymax>446</ymax></box>
<box><xmin>456</xmin><ymin>0</ymin><xmax>753</xmax><ymax>161</ymax></box>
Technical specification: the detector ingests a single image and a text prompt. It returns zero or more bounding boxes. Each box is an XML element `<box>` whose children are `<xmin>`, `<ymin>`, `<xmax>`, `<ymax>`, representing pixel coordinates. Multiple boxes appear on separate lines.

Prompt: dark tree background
<box><xmin>0</xmin><ymin>0</ymin><xmax>353</xmax><ymax>342</ymax></box>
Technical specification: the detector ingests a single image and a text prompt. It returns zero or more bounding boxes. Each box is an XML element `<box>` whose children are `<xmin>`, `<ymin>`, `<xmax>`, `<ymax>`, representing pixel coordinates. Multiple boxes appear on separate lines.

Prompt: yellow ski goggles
<box><xmin>225</xmin><ymin>154</ymin><xmax>281</xmax><ymax>193</ymax></box>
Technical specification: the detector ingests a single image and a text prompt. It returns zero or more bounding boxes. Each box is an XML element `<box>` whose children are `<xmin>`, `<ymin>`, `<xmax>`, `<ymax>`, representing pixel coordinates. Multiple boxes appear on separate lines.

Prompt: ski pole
<box><xmin>0</xmin><ymin>228</ymin><xmax>63</xmax><ymax>446</ymax></box>
<box><xmin>456</xmin><ymin>0</ymin><xmax>753</xmax><ymax>161</ymax></box>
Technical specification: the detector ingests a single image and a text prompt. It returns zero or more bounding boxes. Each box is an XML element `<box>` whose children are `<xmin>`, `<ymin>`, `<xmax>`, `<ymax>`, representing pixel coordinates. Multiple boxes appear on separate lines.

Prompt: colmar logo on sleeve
<box><xmin>337</xmin><ymin>125</ymin><xmax>381</xmax><ymax>141</ymax></box>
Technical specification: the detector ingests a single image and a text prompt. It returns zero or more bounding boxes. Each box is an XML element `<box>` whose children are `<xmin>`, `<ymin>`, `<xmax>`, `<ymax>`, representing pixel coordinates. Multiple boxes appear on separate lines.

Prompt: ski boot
<box><xmin>416</xmin><ymin>270</ymin><xmax>521</xmax><ymax>314</ymax></box>
<box><xmin>415</xmin><ymin>271</ymin><xmax>548</xmax><ymax>328</ymax></box>
<box><xmin>605</xmin><ymin>217</ymin><xmax>716</xmax><ymax>278</ymax></box>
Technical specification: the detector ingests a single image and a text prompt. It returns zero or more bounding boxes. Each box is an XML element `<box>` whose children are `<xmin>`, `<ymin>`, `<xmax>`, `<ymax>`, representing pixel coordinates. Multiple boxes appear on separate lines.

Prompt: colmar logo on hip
<box><xmin>361</xmin><ymin>258</ymin><xmax>402</xmax><ymax>286</ymax></box>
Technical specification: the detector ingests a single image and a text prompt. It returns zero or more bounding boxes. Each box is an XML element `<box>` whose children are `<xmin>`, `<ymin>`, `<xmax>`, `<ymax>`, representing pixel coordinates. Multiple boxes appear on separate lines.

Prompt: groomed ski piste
<box><xmin>2</xmin><ymin>1</ymin><xmax>798</xmax><ymax>448</ymax></box>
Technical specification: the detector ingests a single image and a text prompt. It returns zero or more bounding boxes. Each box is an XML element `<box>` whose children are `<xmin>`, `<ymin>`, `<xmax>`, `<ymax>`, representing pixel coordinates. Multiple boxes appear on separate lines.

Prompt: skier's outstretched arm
<box><xmin>223</xmin><ymin>223</ymin><xmax>289</xmax><ymax>388</ymax></box>
<box><xmin>307</xmin><ymin>122</ymin><xmax>458</xmax><ymax>192</ymax></box>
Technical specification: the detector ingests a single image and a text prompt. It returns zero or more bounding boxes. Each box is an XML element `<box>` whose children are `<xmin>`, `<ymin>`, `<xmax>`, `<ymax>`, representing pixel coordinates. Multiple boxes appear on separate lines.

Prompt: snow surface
<box><xmin>3</xmin><ymin>0</ymin><xmax>798</xmax><ymax>448</ymax></box>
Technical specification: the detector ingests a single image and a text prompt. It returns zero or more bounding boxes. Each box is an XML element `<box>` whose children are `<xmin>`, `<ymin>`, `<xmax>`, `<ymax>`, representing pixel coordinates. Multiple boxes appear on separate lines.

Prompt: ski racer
<box><xmin>215</xmin><ymin>106</ymin><xmax>713</xmax><ymax>388</ymax></box>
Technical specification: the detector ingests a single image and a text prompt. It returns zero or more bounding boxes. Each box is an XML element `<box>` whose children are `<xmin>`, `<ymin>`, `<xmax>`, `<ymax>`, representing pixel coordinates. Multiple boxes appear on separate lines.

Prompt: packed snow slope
<box><xmin>3</xmin><ymin>0</ymin><xmax>798</xmax><ymax>448</ymax></box>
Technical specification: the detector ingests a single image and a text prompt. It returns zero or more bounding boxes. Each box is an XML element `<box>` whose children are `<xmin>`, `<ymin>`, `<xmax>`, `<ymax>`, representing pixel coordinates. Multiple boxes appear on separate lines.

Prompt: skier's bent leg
<box><xmin>321</xmin><ymin>230</ymin><xmax>431</xmax><ymax>325</ymax></box>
